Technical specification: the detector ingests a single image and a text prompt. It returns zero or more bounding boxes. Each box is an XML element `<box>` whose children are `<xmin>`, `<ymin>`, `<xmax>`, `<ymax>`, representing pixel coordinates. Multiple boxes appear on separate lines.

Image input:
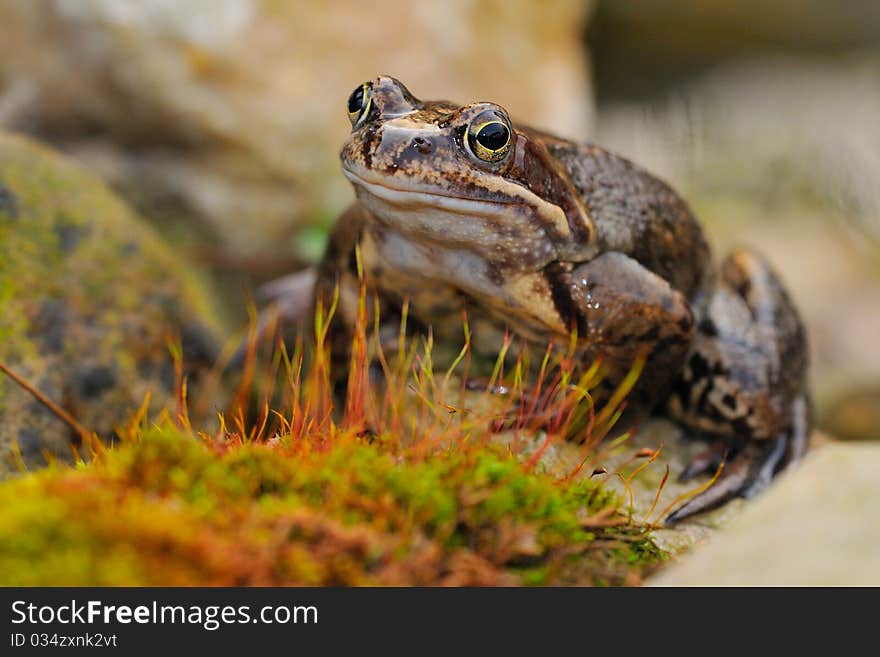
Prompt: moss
<box><xmin>0</xmin><ymin>426</ymin><xmax>662</xmax><ymax>586</ymax></box>
<box><xmin>0</xmin><ymin>132</ymin><xmax>225</xmax><ymax>473</ymax></box>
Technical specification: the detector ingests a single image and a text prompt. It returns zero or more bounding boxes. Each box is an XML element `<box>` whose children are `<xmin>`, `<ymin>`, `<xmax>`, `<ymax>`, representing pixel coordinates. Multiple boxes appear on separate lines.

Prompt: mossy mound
<box><xmin>0</xmin><ymin>132</ymin><xmax>225</xmax><ymax>474</ymax></box>
<box><xmin>0</xmin><ymin>427</ymin><xmax>664</xmax><ymax>585</ymax></box>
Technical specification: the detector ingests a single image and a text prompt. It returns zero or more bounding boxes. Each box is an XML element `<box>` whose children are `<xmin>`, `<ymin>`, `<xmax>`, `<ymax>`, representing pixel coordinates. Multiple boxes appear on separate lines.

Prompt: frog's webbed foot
<box><xmin>257</xmin><ymin>268</ymin><xmax>319</xmax><ymax>312</ymax></box>
<box><xmin>667</xmin><ymin>390</ymin><xmax>810</xmax><ymax>525</ymax></box>
<box><xmin>666</xmin><ymin>433</ymin><xmax>788</xmax><ymax>525</ymax></box>
<box><xmin>784</xmin><ymin>394</ymin><xmax>810</xmax><ymax>466</ymax></box>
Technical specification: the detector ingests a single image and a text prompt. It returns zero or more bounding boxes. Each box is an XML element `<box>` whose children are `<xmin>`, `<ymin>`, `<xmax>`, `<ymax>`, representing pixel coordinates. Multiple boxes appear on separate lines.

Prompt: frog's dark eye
<box><xmin>466</xmin><ymin>113</ymin><xmax>512</xmax><ymax>163</ymax></box>
<box><xmin>347</xmin><ymin>82</ymin><xmax>373</xmax><ymax>127</ymax></box>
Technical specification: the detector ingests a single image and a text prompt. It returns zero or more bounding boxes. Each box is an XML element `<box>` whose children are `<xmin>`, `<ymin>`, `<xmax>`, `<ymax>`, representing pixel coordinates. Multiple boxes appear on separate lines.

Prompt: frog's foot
<box><xmin>257</xmin><ymin>268</ymin><xmax>318</xmax><ymax>310</ymax></box>
<box><xmin>666</xmin><ymin>392</ymin><xmax>809</xmax><ymax>525</ymax></box>
<box><xmin>665</xmin><ymin>435</ymin><xmax>789</xmax><ymax>525</ymax></box>
<box><xmin>677</xmin><ymin>438</ymin><xmax>732</xmax><ymax>483</ymax></box>
<box><xmin>784</xmin><ymin>394</ymin><xmax>810</xmax><ymax>467</ymax></box>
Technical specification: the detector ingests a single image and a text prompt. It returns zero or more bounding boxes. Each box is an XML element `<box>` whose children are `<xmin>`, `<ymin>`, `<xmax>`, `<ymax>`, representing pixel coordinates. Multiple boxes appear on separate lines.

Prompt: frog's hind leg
<box><xmin>665</xmin><ymin>249</ymin><xmax>809</xmax><ymax>524</ymax></box>
<box><xmin>468</xmin><ymin>251</ymin><xmax>697</xmax><ymax>435</ymax></box>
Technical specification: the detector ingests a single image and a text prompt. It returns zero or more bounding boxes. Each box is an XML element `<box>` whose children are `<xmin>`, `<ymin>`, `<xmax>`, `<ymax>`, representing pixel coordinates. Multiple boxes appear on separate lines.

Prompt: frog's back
<box><xmin>540</xmin><ymin>135</ymin><xmax>712</xmax><ymax>299</ymax></box>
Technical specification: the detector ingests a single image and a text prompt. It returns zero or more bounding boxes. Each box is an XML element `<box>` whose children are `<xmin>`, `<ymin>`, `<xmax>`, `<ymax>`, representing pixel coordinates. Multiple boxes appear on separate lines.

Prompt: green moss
<box><xmin>0</xmin><ymin>426</ymin><xmax>663</xmax><ymax>585</ymax></box>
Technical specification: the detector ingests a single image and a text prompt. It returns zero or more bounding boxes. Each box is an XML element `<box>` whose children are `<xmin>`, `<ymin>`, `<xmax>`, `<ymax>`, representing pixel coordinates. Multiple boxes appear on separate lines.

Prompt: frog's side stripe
<box><xmin>508</xmin><ymin>130</ymin><xmax>596</xmax><ymax>250</ymax></box>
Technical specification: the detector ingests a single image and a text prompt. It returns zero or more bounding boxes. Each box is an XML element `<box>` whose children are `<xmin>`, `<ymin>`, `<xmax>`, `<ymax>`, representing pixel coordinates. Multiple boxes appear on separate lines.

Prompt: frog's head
<box><xmin>340</xmin><ymin>76</ymin><xmax>592</xmax><ymax>269</ymax></box>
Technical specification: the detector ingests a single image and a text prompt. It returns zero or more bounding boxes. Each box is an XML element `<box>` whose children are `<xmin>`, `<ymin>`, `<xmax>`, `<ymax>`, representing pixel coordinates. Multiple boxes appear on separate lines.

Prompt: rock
<box><xmin>0</xmin><ymin>132</ymin><xmax>224</xmax><ymax>475</ymax></box>
<box><xmin>648</xmin><ymin>442</ymin><xmax>880</xmax><ymax>585</ymax></box>
<box><xmin>0</xmin><ymin>0</ymin><xmax>595</xmax><ymax>281</ymax></box>
<box><xmin>822</xmin><ymin>386</ymin><xmax>880</xmax><ymax>442</ymax></box>
<box><xmin>590</xmin><ymin>1</ymin><xmax>880</xmax><ymax>99</ymax></box>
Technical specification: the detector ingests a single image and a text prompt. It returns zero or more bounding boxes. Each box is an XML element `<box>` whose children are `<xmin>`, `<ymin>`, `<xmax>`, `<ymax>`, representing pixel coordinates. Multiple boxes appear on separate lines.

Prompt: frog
<box><xmin>265</xmin><ymin>76</ymin><xmax>810</xmax><ymax>524</ymax></box>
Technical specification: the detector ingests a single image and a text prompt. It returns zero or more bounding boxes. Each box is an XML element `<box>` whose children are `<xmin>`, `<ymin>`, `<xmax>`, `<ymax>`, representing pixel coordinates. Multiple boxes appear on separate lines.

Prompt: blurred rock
<box><xmin>590</xmin><ymin>1</ymin><xmax>880</xmax><ymax>99</ymax></box>
<box><xmin>822</xmin><ymin>386</ymin><xmax>880</xmax><ymax>442</ymax></box>
<box><xmin>0</xmin><ymin>0</ymin><xmax>594</xmax><ymax>285</ymax></box>
<box><xmin>0</xmin><ymin>132</ymin><xmax>224</xmax><ymax>476</ymax></box>
<box><xmin>597</xmin><ymin>54</ymin><xmax>880</xmax><ymax>221</ymax></box>
<box><xmin>649</xmin><ymin>442</ymin><xmax>880</xmax><ymax>585</ymax></box>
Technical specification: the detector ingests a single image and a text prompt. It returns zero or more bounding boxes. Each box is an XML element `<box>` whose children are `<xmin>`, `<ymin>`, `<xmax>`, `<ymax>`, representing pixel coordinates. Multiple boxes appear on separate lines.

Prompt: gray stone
<box><xmin>649</xmin><ymin>442</ymin><xmax>880</xmax><ymax>585</ymax></box>
<box><xmin>0</xmin><ymin>132</ymin><xmax>225</xmax><ymax>475</ymax></box>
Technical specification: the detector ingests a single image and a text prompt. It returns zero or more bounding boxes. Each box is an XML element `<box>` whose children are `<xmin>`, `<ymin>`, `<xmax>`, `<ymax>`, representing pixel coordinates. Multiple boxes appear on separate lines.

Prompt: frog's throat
<box><xmin>342</xmin><ymin>168</ymin><xmax>571</xmax><ymax>238</ymax></box>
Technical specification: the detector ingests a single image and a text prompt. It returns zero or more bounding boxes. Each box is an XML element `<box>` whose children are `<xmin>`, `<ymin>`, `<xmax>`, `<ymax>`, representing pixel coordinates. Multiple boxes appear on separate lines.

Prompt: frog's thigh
<box><xmin>667</xmin><ymin>248</ymin><xmax>808</xmax><ymax>444</ymax></box>
<box><xmin>567</xmin><ymin>252</ymin><xmax>695</xmax><ymax>408</ymax></box>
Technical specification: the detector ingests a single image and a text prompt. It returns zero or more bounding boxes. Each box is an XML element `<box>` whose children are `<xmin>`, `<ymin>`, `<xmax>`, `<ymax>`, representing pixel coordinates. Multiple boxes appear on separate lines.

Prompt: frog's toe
<box><xmin>665</xmin><ymin>449</ymin><xmax>753</xmax><ymax>525</ymax></box>
<box><xmin>678</xmin><ymin>438</ymin><xmax>731</xmax><ymax>483</ymax></box>
<box><xmin>782</xmin><ymin>394</ymin><xmax>810</xmax><ymax>467</ymax></box>
<box><xmin>738</xmin><ymin>394</ymin><xmax>809</xmax><ymax>499</ymax></box>
<box><xmin>665</xmin><ymin>435</ymin><xmax>788</xmax><ymax>525</ymax></box>
<box><xmin>740</xmin><ymin>435</ymin><xmax>788</xmax><ymax>499</ymax></box>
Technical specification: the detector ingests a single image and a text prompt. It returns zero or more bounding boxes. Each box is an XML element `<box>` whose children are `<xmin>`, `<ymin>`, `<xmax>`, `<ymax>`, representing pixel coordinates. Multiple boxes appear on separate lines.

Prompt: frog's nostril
<box><xmin>412</xmin><ymin>137</ymin><xmax>432</xmax><ymax>154</ymax></box>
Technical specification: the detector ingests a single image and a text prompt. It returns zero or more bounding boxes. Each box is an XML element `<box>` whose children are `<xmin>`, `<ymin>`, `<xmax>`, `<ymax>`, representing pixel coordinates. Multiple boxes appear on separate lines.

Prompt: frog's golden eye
<box><xmin>466</xmin><ymin>114</ymin><xmax>512</xmax><ymax>163</ymax></box>
<box><xmin>347</xmin><ymin>82</ymin><xmax>373</xmax><ymax>127</ymax></box>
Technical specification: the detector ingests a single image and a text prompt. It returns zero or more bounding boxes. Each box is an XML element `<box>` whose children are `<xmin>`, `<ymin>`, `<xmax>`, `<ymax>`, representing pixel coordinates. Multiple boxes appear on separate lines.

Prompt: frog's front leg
<box><xmin>468</xmin><ymin>253</ymin><xmax>694</xmax><ymax>432</ymax></box>
<box><xmin>565</xmin><ymin>251</ymin><xmax>696</xmax><ymax>413</ymax></box>
<box><xmin>665</xmin><ymin>249</ymin><xmax>810</xmax><ymax>524</ymax></box>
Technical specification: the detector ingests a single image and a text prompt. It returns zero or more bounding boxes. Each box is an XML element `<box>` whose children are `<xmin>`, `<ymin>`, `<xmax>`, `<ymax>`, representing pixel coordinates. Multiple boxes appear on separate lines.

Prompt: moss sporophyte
<box><xmin>0</xmin><ymin>281</ymin><xmax>671</xmax><ymax>586</ymax></box>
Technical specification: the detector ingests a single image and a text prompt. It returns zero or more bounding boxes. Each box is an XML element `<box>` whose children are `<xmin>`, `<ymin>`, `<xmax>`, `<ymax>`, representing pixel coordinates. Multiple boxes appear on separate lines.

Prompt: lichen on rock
<box><xmin>0</xmin><ymin>131</ymin><xmax>225</xmax><ymax>475</ymax></box>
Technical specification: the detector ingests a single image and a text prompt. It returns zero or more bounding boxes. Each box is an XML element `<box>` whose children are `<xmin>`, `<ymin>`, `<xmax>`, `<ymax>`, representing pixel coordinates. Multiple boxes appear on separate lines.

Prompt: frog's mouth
<box><xmin>342</xmin><ymin>168</ymin><xmax>512</xmax><ymax>219</ymax></box>
<box><xmin>342</xmin><ymin>166</ymin><xmax>566</xmax><ymax>269</ymax></box>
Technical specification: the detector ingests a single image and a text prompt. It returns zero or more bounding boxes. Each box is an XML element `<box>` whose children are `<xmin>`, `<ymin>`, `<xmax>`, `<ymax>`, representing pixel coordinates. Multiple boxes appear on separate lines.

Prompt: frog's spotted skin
<box><xmin>309</xmin><ymin>76</ymin><xmax>810</xmax><ymax>522</ymax></box>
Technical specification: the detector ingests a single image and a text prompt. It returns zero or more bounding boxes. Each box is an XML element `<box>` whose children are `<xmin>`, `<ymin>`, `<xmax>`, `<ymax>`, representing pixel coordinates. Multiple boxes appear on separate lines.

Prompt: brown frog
<box><xmin>274</xmin><ymin>76</ymin><xmax>810</xmax><ymax>523</ymax></box>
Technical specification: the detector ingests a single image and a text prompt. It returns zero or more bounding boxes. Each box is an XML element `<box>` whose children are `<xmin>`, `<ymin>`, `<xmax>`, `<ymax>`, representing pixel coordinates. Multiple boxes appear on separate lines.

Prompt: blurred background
<box><xmin>1</xmin><ymin>0</ymin><xmax>877</xmax><ymax>439</ymax></box>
